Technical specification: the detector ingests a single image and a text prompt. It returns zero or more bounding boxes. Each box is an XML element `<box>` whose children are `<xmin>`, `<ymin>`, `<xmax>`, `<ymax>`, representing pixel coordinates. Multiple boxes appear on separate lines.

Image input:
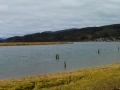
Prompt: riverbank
<box><xmin>0</xmin><ymin>42</ymin><xmax>68</xmax><ymax>46</ymax></box>
<box><xmin>0</xmin><ymin>62</ymin><xmax>120</xmax><ymax>90</ymax></box>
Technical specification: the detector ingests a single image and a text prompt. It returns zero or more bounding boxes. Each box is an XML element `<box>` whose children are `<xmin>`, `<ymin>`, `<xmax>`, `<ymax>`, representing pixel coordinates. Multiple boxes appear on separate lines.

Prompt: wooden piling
<box><xmin>58</xmin><ymin>54</ymin><xmax>59</xmax><ymax>60</ymax></box>
<box><xmin>56</xmin><ymin>54</ymin><xmax>59</xmax><ymax>60</ymax></box>
<box><xmin>98</xmin><ymin>49</ymin><xmax>100</xmax><ymax>54</ymax></box>
<box><xmin>64</xmin><ymin>61</ymin><xmax>66</xmax><ymax>68</ymax></box>
<box><xmin>118</xmin><ymin>47</ymin><xmax>119</xmax><ymax>50</ymax></box>
<box><xmin>56</xmin><ymin>54</ymin><xmax>57</xmax><ymax>60</ymax></box>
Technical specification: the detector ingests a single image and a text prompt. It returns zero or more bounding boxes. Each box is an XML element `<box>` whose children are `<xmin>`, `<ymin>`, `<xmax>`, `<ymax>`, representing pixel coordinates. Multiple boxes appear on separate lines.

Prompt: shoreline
<box><xmin>0</xmin><ymin>42</ymin><xmax>69</xmax><ymax>46</ymax></box>
<box><xmin>0</xmin><ymin>62</ymin><xmax>120</xmax><ymax>90</ymax></box>
<box><xmin>0</xmin><ymin>41</ymin><xmax>119</xmax><ymax>46</ymax></box>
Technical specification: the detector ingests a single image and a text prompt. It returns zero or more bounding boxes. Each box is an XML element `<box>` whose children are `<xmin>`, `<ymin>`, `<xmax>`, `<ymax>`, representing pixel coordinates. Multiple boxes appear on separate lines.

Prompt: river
<box><xmin>0</xmin><ymin>42</ymin><xmax>120</xmax><ymax>79</ymax></box>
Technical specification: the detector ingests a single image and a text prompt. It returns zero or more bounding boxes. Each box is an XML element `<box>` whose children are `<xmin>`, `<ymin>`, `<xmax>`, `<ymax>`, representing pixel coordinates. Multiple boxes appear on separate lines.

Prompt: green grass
<box><xmin>0</xmin><ymin>62</ymin><xmax>120</xmax><ymax>90</ymax></box>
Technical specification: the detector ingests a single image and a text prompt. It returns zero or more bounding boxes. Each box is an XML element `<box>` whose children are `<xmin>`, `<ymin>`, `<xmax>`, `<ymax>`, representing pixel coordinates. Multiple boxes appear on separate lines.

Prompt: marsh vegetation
<box><xmin>0</xmin><ymin>62</ymin><xmax>120</xmax><ymax>90</ymax></box>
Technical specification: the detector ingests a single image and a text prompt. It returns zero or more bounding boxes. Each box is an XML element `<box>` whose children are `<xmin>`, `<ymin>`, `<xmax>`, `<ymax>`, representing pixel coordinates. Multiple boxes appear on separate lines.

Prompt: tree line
<box><xmin>5</xmin><ymin>24</ymin><xmax>120</xmax><ymax>42</ymax></box>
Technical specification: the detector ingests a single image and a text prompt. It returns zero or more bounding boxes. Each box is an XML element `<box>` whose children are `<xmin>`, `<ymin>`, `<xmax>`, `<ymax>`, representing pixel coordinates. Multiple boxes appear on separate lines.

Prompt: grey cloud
<box><xmin>0</xmin><ymin>0</ymin><xmax>120</xmax><ymax>38</ymax></box>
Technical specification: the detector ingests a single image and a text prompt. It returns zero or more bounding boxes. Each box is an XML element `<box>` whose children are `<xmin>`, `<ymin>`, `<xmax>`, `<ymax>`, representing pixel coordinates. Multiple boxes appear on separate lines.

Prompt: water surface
<box><xmin>0</xmin><ymin>42</ymin><xmax>120</xmax><ymax>79</ymax></box>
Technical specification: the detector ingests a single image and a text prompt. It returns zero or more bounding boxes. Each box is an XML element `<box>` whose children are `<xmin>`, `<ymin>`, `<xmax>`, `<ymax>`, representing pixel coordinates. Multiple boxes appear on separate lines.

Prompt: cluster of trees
<box><xmin>5</xmin><ymin>24</ymin><xmax>120</xmax><ymax>42</ymax></box>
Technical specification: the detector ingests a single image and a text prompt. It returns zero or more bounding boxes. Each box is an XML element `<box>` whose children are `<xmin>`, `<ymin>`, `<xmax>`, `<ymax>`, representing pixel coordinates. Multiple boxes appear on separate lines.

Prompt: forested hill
<box><xmin>6</xmin><ymin>24</ymin><xmax>120</xmax><ymax>42</ymax></box>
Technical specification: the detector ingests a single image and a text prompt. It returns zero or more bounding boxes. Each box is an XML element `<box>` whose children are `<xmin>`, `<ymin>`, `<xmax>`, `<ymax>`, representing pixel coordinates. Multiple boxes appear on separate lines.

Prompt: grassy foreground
<box><xmin>0</xmin><ymin>62</ymin><xmax>120</xmax><ymax>90</ymax></box>
<box><xmin>0</xmin><ymin>42</ymin><xmax>68</xmax><ymax>46</ymax></box>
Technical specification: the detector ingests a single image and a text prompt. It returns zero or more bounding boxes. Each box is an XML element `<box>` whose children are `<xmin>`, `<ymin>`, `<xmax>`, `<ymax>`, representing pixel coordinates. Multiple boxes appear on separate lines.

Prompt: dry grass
<box><xmin>0</xmin><ymin>42</ymin><xmax>68</xmax><ymax>46</ymax></box>
<box><xmin>0</xmin><ymin>62</ymin><xmax>120</xmax><ymax>90</ymax></box>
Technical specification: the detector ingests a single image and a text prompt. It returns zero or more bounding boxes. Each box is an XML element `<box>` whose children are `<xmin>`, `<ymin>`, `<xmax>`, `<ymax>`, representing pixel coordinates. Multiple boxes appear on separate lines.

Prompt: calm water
<box><xmin>0</xmin><ymin>42</ymin><xmax>120</xmax><ymax>79</ymax></box>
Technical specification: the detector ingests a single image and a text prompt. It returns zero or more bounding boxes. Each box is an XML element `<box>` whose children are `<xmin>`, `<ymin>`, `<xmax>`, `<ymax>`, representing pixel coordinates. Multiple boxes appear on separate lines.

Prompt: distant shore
<box><xmin>0</xmin><ymin>41</ymin><xmax>119</xmax><ymax>46</ymax></box>
<box><xmin>0</xmin><ymin>62</ymin><xmax>120</xmax><ymax>90</ymax></box>
<box><xmin>0</xmin><ymin>42</ymin><xmax>69</xmax><ymax>46</ymax></box>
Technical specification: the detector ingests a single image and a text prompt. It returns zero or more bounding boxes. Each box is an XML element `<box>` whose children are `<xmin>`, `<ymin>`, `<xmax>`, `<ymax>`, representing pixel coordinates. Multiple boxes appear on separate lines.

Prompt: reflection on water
<box><xmin>0</xmin><ymin>42</ymin><xmax>120</xmax><ymax>79</ymax></box>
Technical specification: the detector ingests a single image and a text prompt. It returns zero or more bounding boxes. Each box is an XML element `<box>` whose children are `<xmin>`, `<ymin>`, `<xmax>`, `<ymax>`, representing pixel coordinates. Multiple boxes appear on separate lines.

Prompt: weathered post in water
<box><xmin>56</xmin><ymin>54</ymin><xmax>57</xmax><ymax>60</ymax></box>
<box><xmin>58</xmin><ymin>54</ymin><xmax>59</xmax><ymax>60</ymax></box>
<box><xmin>118</xmin><ymin>47</ymin><xmax>119</xmax><ymax>50</ymax></box>
<box><xmin>64</xmin><ymin>61</ymin><xmax>66</xmax><ymax>68</ymax></box>
<box><xmin>98</xmin><ymin>49</ymin><xmax>100</xmax><ymax>54</ymax></box>
<box><xmin>56</xmin><ymin>54</ymin><xmax>59</xmax><ymax>60</ymax></box>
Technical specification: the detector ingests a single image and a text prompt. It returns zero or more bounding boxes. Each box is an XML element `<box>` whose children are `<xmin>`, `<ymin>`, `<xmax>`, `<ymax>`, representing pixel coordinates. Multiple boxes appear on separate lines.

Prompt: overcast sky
<box><xmin>0</xmin><ymin>0</ymin><xmax>120</xmax><ymax>38</ymax></box>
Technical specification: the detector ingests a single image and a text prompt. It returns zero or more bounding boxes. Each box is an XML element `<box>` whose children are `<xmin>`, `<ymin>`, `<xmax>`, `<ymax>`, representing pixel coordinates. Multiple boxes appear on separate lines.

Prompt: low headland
<box><xmin>0</xmin><ymin>62</ymin><xmax>120</xmax><ymax>90</ymax></box>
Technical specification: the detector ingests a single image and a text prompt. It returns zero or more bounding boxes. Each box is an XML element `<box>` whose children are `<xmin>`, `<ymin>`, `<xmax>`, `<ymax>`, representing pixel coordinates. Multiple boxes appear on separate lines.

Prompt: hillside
<box><xmin>6</xmin><ymin>24</ymin><xmax>120</xmax><ymax>42</ymax></box>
